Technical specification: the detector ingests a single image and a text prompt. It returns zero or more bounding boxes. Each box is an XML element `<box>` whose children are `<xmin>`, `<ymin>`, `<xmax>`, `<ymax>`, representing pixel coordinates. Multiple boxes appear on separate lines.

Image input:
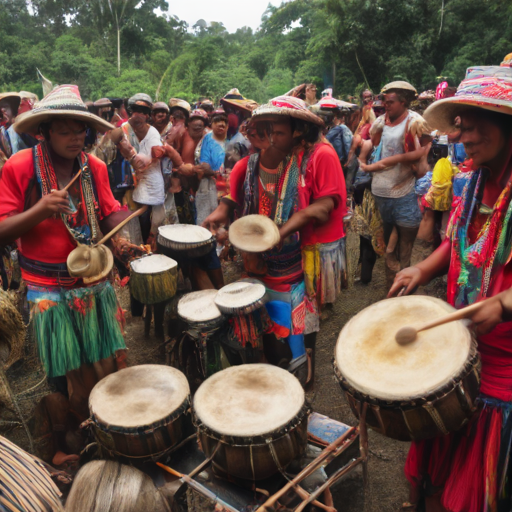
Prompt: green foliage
<box><xmin>1</xmin><ymin>0</ymin><xmax>511</xmax><ymax>105</ymax></box>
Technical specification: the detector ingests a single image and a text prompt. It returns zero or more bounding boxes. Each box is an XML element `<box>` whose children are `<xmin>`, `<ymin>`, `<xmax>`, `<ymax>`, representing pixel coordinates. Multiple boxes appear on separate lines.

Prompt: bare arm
<box><xmin>361</xmin><ymin>145</ymin><xmax>430</xmax><ymax>172</ymax></box>
<box><xmin>388</xmin><ymin>238</ymin><xmax>451</xmax><ymax>297</ymax></box>
<box><xmin>278</xmin><ymin>196</ymin><xmax>335</xmax><ymax>241</ymax></box>
<box><xmin>202</xmin><ymin>199</ymin><xmax>233</xmax><ymax>233</ymax></box>
<box><xmin>0</xmin><ymin>190</ymin><xmax>72</xmax><ymax>246</ymax></box>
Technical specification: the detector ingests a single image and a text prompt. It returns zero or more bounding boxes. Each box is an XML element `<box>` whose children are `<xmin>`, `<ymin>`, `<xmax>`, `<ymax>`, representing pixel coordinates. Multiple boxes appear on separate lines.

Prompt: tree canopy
<box><xmin>1</xmin><ymin>0</ymin><xmax>511</xmax><ymax>103</ymax></box>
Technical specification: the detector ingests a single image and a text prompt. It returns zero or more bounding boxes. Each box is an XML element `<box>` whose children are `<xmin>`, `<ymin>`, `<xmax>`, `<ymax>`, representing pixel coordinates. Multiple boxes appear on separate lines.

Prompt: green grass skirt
<box><xmin>30</xmin><ymin>281</ymin><xmax>126</xmax><ymax>378</ymax></box>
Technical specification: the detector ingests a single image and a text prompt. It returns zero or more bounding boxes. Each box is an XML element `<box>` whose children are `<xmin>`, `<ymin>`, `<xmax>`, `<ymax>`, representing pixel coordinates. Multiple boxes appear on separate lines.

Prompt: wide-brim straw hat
<box><xmin>220</xmin><ymin>88</ymin><xmax>259</xmax><ymax>112</ymax></box>
<box><xmin>423</xmin><ymin>64</ymin><xmax>512</xmax><ymax>133</ymax></box>
<box><xmin>14</xmin><ymin>85</ymin><xmax>114</xmax><ymax>134</ymax></box>
<box><xmin>229</xmin><ymin>215</ymin><xmax>281</xmax><ymax>253</ymax></box>
<box><xmin>252</xmin><ymin>95</ymin><xmax>324</xmax><ymax>127</ymax></box>
<box><xmin>0</xmin><ymin>92</ymin><xmax>21</xmax><ymax>114</ymax></box>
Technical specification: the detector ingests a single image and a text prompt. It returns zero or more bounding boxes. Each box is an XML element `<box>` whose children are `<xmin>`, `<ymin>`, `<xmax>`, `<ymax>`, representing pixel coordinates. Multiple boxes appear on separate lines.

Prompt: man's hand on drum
<box><xmin>202</xmin><ymin>201</ymin><xmax>230</xmax><ymax>235</ymax></box>
<box><xmin>469</xmin><ymin>288</ymin><xmax>512</xmax><ymax>335</ymax></box>
<box><xmin>387</xmin><ymin>266</ymin><xmax>424</xmax><ymax>297</ymax></box>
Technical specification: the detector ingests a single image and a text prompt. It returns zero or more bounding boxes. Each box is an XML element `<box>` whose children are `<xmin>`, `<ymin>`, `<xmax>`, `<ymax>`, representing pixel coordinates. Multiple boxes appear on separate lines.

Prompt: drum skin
<box><xmin>90</xmin><ymin>398</ymin><xmax>189</xmax><ymax>459</ymax></box>
<box><xmin>334</xmin><ymin>351</ymin><xmax>481</xmax><ymax>441</ymax></box>
<box><xmin>196</xmin><ymin>413</ymin><xmax>309</xmax><ymax>480</ymax></box>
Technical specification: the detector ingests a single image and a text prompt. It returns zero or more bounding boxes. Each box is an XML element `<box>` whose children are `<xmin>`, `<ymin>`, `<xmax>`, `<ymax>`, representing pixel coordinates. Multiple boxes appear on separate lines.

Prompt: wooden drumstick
<box><xmin>51</xmin><ymin>169</ymin><xmax>82</xmax><ymax>194</ymax></box>
<box><xmin>93</xmin><ymin>205</ymin><xmax>148</xmax><ymax>247</ymax></box>
<box><xmin>395</xmin><ymin>300</ymin><xmax>487</xmax><ymax>345</ymax></box>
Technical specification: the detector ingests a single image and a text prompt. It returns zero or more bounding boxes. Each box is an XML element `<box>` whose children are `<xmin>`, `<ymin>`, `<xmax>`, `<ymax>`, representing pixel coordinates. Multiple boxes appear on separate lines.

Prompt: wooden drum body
<box><xmin>87</xmin><ymin>365</ymin><xmax>190</xmax><ymax>459</ymax></box>
<box><xmin>130</xmin><ymin>254</ymin><xmax>177</xmax><ymax>304</ymax></box>
<box><xmin>334</xmin><ymin>296</ymin><xmax>480</xmax><ymax>442</ymax></box>
<box><xmin>193</xmin><ymin>364</ymin><xmax>309</xmax><ymax>480</ymax></box>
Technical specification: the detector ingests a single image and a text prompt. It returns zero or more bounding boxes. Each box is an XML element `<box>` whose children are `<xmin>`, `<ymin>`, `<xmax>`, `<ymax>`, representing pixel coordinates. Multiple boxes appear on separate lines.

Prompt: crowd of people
<box><xmin>1</xmin><ymin>52</ymin><xmax>512</xmax><ymax>512</ymax></box>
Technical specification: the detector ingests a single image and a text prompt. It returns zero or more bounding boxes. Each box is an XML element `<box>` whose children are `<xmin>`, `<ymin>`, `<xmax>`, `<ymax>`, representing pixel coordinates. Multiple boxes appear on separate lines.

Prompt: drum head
<box><xmin>335</xmin><ymin>296</ymin><xmax>472</xmax><ymax>401</ymax></box>
<box><xmin>194</xmin><ymin>364</ymin><xmax>304</xmax><ymax>437</ymax></box>
<box><xmin>214</xmin><ymin>279</ymin><xmax>267</xmax><ymax>314</ymax></box>
<box><xmin>90</xmin><ymin>365</ymin><xmax>190</xmax><ymax>428</ymax></box>
<box><xmin>130</xmin><ymin>254</ymin><xmax>177</xmax><ymax>274</ymax></box>
<box><xmin>178</xmin><ymin>290</ymin><xmax>222</xmax><ymax>324</ymax></box>
<box><xmin>158</xmin><ymin>224</ymin><xmax>212</xmax><ymax>245</ymax></box>
<box><xmin>229</xmin><ymin>215</ymin><xmax>281</xmax><ymax>253</ymax></box>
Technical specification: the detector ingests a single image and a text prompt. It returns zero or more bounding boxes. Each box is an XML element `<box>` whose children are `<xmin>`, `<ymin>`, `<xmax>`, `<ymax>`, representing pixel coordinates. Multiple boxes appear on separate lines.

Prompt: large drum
<box><xmin>130</xmin><ymin>254</ymin><xmax>178</xmax><ymax>304</ymax></box>
<box><xmin>87</xmin><ymin>365</ymin><xmax>190</xmax><ymax>458</ymax></box>
<box><xmin>157</xmin><ymin>224</ymin><xmax>215</xmax><ymax>259</ymax></box>
<box><xmin>334</xmin><ymin>296</ymin><xmax>480</xmax><ymax>441</ymax></box>
<box><xmin>193</xmin><ymin>364</ymin><xmax>309</xmax><ymax>480</ymax></box>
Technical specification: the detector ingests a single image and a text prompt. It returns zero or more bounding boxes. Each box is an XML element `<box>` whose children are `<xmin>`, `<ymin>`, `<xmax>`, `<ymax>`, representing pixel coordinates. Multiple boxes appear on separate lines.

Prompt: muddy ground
<box><xmin>0</xmin><ymin>231</ymin><xmax>445</xmax><ymax>511</ymax></box>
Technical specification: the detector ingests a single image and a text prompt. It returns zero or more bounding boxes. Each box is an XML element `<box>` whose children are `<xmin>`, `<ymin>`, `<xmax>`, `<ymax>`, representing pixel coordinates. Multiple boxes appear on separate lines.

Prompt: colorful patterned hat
<box><xmin>14</xmin><ymin>85</ymin><xmax>114</xmax><ymax>134</ymax></box>
<box><xmin>424</xmin><ymin>63</ymin><xmax>512</xmax><ymax>133</ymax></box>
<box><xmin>252</xmin><ymin>95</ymin><xmax>324</xmax><ymax>126</ymax></box>
<box><xmin>220</xmin><ymin>88</ymin><xmax>258</xmax><ymax>112</ymax></box>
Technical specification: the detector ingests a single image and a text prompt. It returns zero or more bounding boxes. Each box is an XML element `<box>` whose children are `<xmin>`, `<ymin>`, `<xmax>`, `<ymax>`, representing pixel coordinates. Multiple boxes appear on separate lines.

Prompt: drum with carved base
<box><xmin>193</xmin><ymin>364</ymin><xmax>309</xmax><ymax>480</ymax></box>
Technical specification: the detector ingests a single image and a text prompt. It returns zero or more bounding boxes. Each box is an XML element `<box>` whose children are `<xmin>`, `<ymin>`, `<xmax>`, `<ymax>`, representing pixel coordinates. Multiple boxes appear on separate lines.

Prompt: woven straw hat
<box><xmin>220</xmin><ymin>88</ymin><xmax>259</xmax><ymax>112</ymax></box>
<box><xmin>252</xmin><ymin>95</ymin><xmax>324</xmax><ymax>127</ymax></box>
<box><xmin>14</xmin><ymin>85</ymin><xmax>114</xmax><ymax>134</ymax></box>
<box><xmin>229</xmin><ymin>215</ymin><xmax>281</xmax><ymax>253</ymax></box>
<box><xmin>0</xmin><ymin>92</ymin><xmax>21</xmax><ymax>114</ymax></box>
<box><xmin>423</xmin><ymin>64</ymin><xmax>512</xmax><ymax>133</ymax></box>
<box><xmin>67</xmin><ymin>244</ymin><xmax>114</xmax><ymax>284</ymax></box>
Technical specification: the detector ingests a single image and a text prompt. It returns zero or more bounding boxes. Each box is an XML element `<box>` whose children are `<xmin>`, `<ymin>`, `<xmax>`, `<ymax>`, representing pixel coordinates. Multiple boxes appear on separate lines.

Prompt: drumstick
<box><xmin>395</xmin><ymin>300</ymin><xmax>487</xmax><ymax>345</ymax></box>
<box><xmin>62</xmin><ymin>169</ymin><xmax>82</xmax><ymax>192</ymax></box>
<box><xmin>93</xmin><ymin>205</ymin><xmax>148</xmax><ymax>247</ymax></box>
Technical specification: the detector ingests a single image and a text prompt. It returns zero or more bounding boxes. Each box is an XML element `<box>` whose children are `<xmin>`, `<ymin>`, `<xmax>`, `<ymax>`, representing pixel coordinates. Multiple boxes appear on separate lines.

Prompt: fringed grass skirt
<box><xmin>28</xmin><ymin>281</ymin><xmax>126</xmax><ymax>378</ymax></box>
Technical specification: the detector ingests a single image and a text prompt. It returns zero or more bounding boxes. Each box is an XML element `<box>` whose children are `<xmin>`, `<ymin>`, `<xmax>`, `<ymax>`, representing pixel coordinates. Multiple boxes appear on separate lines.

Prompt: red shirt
<box><xmin>0</xmin><ymin>149</ymin><xmax>120</xmax><ymax>283</ymax></box>
<box><xmin>227</xmin><ymin>144</ymin><xmax>347</xmax><ymax>246</ymax></box>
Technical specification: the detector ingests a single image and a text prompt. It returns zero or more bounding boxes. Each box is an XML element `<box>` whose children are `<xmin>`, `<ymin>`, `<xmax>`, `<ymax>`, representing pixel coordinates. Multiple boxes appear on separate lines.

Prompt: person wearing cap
<box><xmin>362</xmin><ymin>81</ymin><xmax>430</xmax><ymax>285</ymax></box>
<box><xmin>112</xmin><ymin>93</ymin><xmax>165</xmax><ymax>246</ymax></box>
<box><xmin>0</xmin><ymin>84</ymin><xmax>147</xmax><ymax>466</ymax></box>
<box><xmin>165</xmin><ymin>98</ymin><xmax>191</xmax><ymax>154</ymax></box>
<box><xmin>151</xmin><ymin>101</ymin><xmax>172</xmax><ymax>138</ymax></box>
<box><xmin>204</xmin><ymin>96</ymin><xmax>347</xmax><ymax>384</ymax></box>
<box><xmin>388</xmin><ymin>60</ymin><xmax>512</xmax><ymax>512</ymax></box>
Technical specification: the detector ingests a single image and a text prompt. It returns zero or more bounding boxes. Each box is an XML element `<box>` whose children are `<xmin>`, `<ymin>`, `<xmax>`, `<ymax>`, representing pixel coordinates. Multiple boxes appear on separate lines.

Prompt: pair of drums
<box><xmin>334</xmin><ymin>296</ymin><xmax>480</xmax><ymax>441</ymax></box>
<box><xmin>87</xmin><ymin>364</ymin><xmax>308</xmax><ymax>481</ymax></box>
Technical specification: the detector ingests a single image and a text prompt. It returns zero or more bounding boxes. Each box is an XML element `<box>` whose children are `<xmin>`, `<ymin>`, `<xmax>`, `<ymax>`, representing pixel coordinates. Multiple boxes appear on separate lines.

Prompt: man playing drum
<box><xmin>0</xmin><ymin>85</ymin><xmax>144</xmax><ymax>466</ymax></box>
<box><xmin>389</xmin><ymin>60</ymin><xmax>512</xmax><ymax>512</ymax></box>
<box><xmin>204</xmin><ymin>96</ymin><xmax>346</xmax><ymax>382</ymax></box>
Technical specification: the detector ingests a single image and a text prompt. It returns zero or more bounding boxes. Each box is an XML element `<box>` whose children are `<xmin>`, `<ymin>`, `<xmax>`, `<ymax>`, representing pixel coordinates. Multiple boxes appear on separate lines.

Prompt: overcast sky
<box><xmin>166</xmin><ymin>0</ymin><xmax>286</xmax><ymax>33</ymax></box>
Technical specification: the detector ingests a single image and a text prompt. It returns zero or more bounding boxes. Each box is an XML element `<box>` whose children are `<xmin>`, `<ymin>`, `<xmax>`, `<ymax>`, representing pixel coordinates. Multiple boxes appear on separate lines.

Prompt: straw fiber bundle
<box><xmin>0</xmin><ymin>435</ymin><xmax>63</xmax><ymax>511</ymax></box>
<box><xmin>65</xmin><ymin>460</ymin><xmax>170</xmax><ymax>512</ymax></box>
<box><xmin>0</xmin><ymin>290</ymin><xmax>25</xmax><ymax>370</ymax></box>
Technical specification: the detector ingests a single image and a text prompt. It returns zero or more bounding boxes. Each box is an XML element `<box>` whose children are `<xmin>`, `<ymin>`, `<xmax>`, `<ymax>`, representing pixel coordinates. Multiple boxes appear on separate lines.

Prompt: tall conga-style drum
<box><xmin>130</xmin><ymin>254</ymin><xmax>178</xmax><ymax>304</ymax></box>
<box><xmin>193</xmin><ymin>364</ymin><xmax>309</xmax><ymax>480</ymax></box>
<box><xmin>334</xmin><ymin>296</ymin><xmax>480</xmax><ymax>441</ymax></box>
<box><xmin>86</xmin><ymin>365</ymin><xmax>190</xmax><ymax>459</ymax></box>
<box><xmin>177</xmin><ymin>289</ymin><xmax>226</xmax><ymax>378</ymax></box>
<box><xmin>214</xmin><ymin>279</ymin><xmax>269</xmax><ymax>360</ymax></box>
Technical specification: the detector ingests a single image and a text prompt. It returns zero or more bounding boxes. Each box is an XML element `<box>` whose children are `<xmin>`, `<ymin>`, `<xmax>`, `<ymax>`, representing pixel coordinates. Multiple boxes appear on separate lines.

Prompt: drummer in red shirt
<box><xmin>389</xmin><ymin>60</ymin><xmax>512</xmax><ymax>512</ymax></box>
<box><xmin>204</xmin><ymin>96</ymin><xmax>347</xmax><ymax>380</ymax></box>
<box><xmin>0</xmin><ymin>85</ymin><xmax>143</xmax><ymax>466</ymax></box>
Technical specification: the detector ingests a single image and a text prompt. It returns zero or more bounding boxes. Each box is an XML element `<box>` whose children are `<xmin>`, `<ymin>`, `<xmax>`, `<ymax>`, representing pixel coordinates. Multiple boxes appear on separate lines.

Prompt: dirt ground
<box><xmin>0</xmin><ymin>231</ymin><xmax>446</xmax><ymax>512</ymax></box>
